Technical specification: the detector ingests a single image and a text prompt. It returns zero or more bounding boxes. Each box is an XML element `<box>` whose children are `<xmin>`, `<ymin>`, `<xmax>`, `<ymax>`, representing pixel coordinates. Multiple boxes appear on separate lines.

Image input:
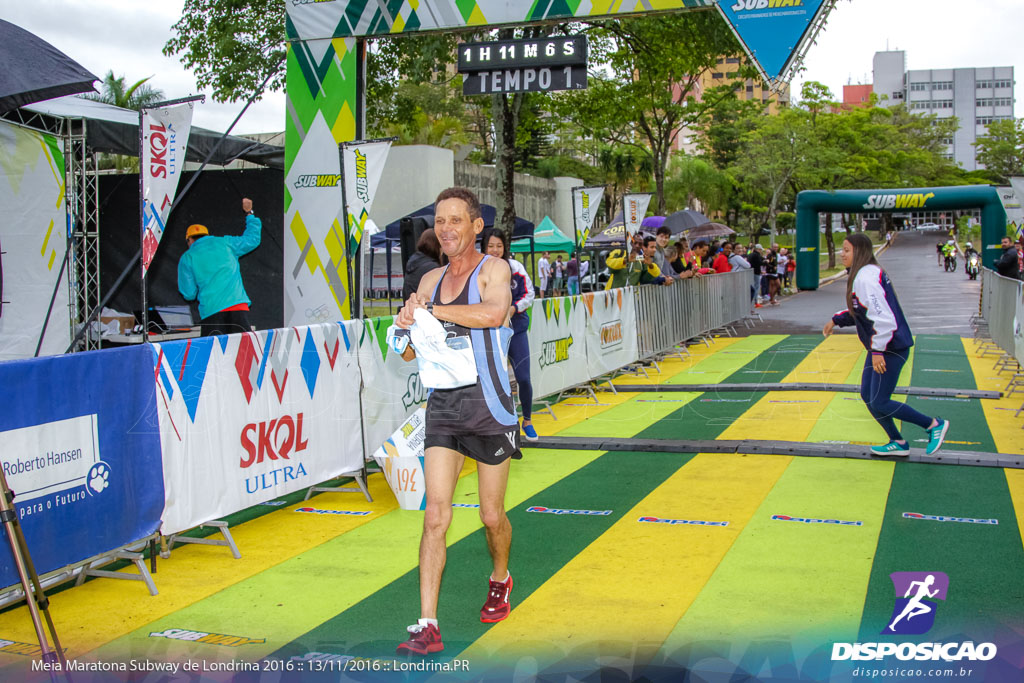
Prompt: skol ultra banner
<box><xmin>341</xmin><ymin>139</ymin><xmax>391</xmax><ymax>254</ymax></box>
<box><xmin>527</xmin><ymin>295</ymin><xmax>590</xmax><ymax>400</ymax></box>
<box><xmin>582</xmin><ymin>288</ymin><xmax>639</xmax><ymax>379</ymax></box>
<box><xmin>623</xmin><ymin>193</ymin><xmax>653</xmax><ymax>239</ymax></box>
<box><xmin>356</xmin><ymin>316</ymin><xmax>426</xmax><ymax>461</ymax></box>
<box><xmin>0</xmin><ymin>346</ymin><xmax>164</xmax><ymax>588</ymax></box>
<box><xmin>573</xmin><ymin>186</ymin><xmax>604</xmax><ymax>248</ymax></box>
<box><xmin>152</xmin><ymin>321</ymin><xmax>364</xmax><ymax>534</ymax></box>
<box><xmin>0</xmin><ymin>120</ymin><xmax>71</xmax><ymax>360</ymax></box>
<box><xmin>141</xmin><ymin>102</ymin><xmax>194</xmax><ymax>276</ymax></box>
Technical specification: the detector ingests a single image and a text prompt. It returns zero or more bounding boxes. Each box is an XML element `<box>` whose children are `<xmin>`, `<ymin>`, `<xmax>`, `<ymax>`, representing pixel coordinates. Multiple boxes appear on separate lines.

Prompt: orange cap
<box><xmin>186</xmin><ymin>224</ymin><xmax>209</xmax><ymax>240</ymax></box>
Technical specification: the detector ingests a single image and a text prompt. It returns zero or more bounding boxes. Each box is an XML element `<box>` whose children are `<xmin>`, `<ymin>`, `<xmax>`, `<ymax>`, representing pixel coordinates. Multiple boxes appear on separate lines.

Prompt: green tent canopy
<box><xmin>510</xmin><ymin>216</ymin><xmax>574</xmax><ymax>253</ymax></box>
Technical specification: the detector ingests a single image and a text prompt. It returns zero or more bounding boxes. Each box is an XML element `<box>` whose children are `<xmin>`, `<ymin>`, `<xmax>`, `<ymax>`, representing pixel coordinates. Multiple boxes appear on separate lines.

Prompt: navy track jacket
<box><xmin>831</xmin><ymin>264</ymin><xmax>914</xmax><ymax>354</ymax></box>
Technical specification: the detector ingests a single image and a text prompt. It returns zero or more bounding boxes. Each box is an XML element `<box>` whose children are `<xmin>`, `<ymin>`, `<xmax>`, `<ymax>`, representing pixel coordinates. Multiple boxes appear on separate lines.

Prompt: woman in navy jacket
<box><xmin>823</xmin><ymin>233</ymin><xmax>949</xmax><ymax>456</ymax></box>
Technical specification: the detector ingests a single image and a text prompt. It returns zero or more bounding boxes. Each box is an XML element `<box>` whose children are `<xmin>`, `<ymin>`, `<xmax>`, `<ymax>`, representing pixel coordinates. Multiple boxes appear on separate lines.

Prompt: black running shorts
<box><xmin>425</xmin><ymin>431</ymin><xmax>523</xmax><ymax>465</ymax></box>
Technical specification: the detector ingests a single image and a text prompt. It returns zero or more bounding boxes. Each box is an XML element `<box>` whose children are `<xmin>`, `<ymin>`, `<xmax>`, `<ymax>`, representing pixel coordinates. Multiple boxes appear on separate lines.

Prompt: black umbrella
<box><xmin>0</xmin><ymin>19</ymin><xmax>97</xmax><ymax>114</ymax></box>
<box><xmin>662</xmin><ymin>209</ymin><xmax>710</xmax><ymax>234</ymax></box>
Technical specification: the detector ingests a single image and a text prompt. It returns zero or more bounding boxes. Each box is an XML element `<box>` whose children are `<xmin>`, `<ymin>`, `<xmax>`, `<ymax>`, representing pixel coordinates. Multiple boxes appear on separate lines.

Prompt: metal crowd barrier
<box><xmin>634</xmin><ymin>271</ymin><xmax>751</xmax><ymax>360</ymax></box>
<box><xmin>980</xmin><ymin>268</ymin><xmax>1023</xmax><ymax>365</ymax></box>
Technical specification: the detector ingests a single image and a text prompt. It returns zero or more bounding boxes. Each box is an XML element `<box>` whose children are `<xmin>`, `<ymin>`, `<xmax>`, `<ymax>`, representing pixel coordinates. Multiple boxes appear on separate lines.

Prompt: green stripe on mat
<box><xmin>857</xmin><ymin>463</ymin><xmax>1024</xmax><ymax>641</ymax></box>
<box><xmin>660</xmin><ymin>456</ymin><xmax>893</xmax><ymax>654</ymax></box>
<box><xmin>267</xmin><ymin>336</ymin><xmax>819</xmax><ymax>662</ymax></box>
<box><xmin>266</xmin><ymin>449</ymin><xmax>689</xmax><ymax>661</ymax></box>
<box><xmin>859</xmin><ymin>335</ymin><xmax>1024</xmax><ymax>642</ymax></box>
<box><xmin>557</xmin><ymin>336</ymin><xmax>787</xmax><ymax>438</ymax></box>
<box><xmin>904</xmin><ymin>335</ymin><xmax>996</xmax><ymax>453</ymax></box>
<box><xmin>84</xmin><ymin>448</ymin><xmax>606</xmax><ymax>663</ymax></box>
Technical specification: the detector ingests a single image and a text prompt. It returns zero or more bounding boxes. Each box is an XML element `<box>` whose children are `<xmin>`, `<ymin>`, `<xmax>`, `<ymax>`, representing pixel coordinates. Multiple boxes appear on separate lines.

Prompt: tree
<box><xmin>663</xmin><ymin>154</ymin><xmax>730</xmax><ymax>215</ymax></box>
<box><xmin>165</xmin><ymin>0</ymin><xmax>286</xmax><ymax>103</ymax></box>
<box><xmin>84</xmin><ymin>71</ymin><xmax>166</xmax><ymax>110</ymax></box>
<box><xmin>975</xmin><ymin>118</ymin><xmax>1024</xmax><ymax>183</ymax></box>
<box><xmin>556</xmin><ymin>13</ymin><xmax>747</xmax><ymax>212</ymax></box>
<box><xmin>83</xmin><ymin>71</ymin><xmax>166</xmax><ymax>170</ymax></box>
<box><xmin>597</xmin><ymin>145</ymin><xmax>653</xmax><ymax>221</ymax></box>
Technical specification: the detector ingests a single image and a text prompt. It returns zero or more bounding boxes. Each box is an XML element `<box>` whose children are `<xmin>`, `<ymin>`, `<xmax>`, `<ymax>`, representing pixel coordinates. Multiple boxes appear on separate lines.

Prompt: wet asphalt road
<box><xmin>741</xmin><ymin>230</ymin><xmax>980</xmax><ymax>338</ymax></box>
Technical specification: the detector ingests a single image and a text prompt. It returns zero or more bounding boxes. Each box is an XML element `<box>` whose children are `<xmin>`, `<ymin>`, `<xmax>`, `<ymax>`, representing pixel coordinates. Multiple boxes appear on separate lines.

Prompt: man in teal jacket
<box><xmin>178</xmin><ymin>197</ymin><xmax>262</xmax><ymax>336</ymax></box>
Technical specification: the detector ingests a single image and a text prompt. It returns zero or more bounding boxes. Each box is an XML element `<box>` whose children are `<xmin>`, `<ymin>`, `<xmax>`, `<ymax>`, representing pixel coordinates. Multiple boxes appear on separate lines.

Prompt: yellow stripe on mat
<box><xmin>456</xmin><ymin>452</ymin><xmax>791</xmax><ymax>669</ymax></box>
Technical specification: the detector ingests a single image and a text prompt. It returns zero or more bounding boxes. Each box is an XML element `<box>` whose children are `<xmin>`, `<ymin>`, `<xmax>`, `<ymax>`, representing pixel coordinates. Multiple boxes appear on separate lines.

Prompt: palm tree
<box><xmin>84</xmin><ymin>71</ymin><xmax>165</xmax><ymax>110</ymax></box>
<box><xmin>83</xmin><ymin>71</ymin><xmax>166</xmax><ymax>171</ymax></box>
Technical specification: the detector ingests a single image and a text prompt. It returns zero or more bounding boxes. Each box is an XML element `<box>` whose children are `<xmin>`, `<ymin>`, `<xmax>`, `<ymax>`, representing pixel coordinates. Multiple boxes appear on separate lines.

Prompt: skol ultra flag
<box><xmin>622</xmin><ymin>193</ymin><xmax>652</xmax><ymax>239</ymax></box>
<box><xmin>573</xmin><ymin>186</ymin><xmax>604</xmax><ymax>247</ymax></box>
<box><xmin>141</xmin><ymin>102</ymin><xmax>195</xmax><ymax>276</ymax></box>
<box><xmin>341</xmin><ymin>139</ymin><xmax>391</xmax><ymax>254</ymax></box>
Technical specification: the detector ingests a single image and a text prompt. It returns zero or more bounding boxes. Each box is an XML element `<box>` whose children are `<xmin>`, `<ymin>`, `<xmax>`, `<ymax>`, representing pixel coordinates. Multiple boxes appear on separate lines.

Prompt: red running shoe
<box><xmin>480</xmin><ymin>574</ymin><xmax>513</xmax><ymax>623</ymax></box>
<box><xmin>396</xmin><ymin>622</ymin><xmax>443</xmax><ymax>655</ymax></box>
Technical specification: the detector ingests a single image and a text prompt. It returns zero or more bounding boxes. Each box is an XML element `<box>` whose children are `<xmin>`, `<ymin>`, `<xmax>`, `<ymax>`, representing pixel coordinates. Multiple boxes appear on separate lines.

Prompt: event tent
<box><xmin>510</xmin><ymin>216</ymin><xmax>573</xmax><ymax>253</ymax></box>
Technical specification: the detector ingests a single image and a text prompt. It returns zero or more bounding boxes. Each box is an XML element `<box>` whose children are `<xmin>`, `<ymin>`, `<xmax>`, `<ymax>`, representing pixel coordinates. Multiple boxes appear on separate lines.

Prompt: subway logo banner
<box><xmin>151</xmin><ymin>323</ymin><xmax>364</xmax><ymax>534</ymax></box>
<box><xmin>717</xmin><ymin>0</ymin><xmax>829</xmax><ymax>85</ymax></box>
<box><xmin>573</xmin><ymin>186</ymin><xmax>605</xmax><ymax>248</ymax></box>
<box><xmin>0</xmin><ymin>346</ymin><xmax>164</xmax><ymax>588</ymax></box>
<box><xmin>527</xmin><ymin>295</ymin><xmax>588</xmax><ymax>400</ymax></box>
<box><xmin>341</xmin><ymin>139</ymin><xmax>391</xmax><ymax>254</ymax></box>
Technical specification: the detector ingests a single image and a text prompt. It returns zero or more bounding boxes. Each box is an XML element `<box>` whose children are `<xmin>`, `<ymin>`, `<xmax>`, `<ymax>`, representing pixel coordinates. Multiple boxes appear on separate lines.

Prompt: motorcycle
<box><xmin>966</xmin><ymin>253</ymin><xmax>980</xmax><ymax>280</ymax></box>
<box><xmin>944</xmin><ymin>253</ymin><xmax>957</xmax><ymax>272</ymax></box>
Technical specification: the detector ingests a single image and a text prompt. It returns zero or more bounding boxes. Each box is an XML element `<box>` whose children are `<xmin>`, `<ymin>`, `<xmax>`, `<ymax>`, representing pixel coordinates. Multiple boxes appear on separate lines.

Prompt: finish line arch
<box><xmin>794</xmin><ymin>186</ymin><xmax>1007</xmax><ymax>290</ymax></box>
<box><xmin>283</xmin><ymin>1</ymin><xmax>839</xmax><ymax>323</ymax></box>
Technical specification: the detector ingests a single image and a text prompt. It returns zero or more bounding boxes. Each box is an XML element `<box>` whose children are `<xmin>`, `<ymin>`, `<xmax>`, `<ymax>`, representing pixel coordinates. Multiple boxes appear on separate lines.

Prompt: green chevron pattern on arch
<box><xmin>794</xmin><ymin>186</ymin><xmax>1008</xmax><ymax>290</ymax></box>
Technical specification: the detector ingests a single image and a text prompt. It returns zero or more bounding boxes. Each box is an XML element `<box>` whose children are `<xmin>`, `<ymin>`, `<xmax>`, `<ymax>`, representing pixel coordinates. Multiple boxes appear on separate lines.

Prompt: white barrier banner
<box><xmin>356</xmin><ymin>316</ymin><xmax>427</xmax><ymax>461</ymax></box>
<box><xmin>0</xmin><ymin>120</ymin><xmax>71</xmax><ymax>360</ymax></box>
<box><xmin>527</xmin><ymin>296</ymin><xmax>589</xmax><ymax>399</ymax></box>
<box><xmin>583</xmin><ymin>288</ymin><xmax>638</xmax><ymax>378</ymax></box>
<box><xmin>141</xmin><ymin>102</ymin><xmax>194</xmax><ymax>276</ymax></box>
<box><xmin>152</xmin><ymin>321</ymin><xmax>364</xmax><ymax>534</ymax></box>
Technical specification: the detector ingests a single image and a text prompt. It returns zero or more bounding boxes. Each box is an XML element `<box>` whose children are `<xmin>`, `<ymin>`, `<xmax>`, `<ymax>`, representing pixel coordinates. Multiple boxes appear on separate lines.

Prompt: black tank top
<box><xmin>424</xmin><ymin>255</ymin><xmax>518</xmax><ymax>435</ymax></box>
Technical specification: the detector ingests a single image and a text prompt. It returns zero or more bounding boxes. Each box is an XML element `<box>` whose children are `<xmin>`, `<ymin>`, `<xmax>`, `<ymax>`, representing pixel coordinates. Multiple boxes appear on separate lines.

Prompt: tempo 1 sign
<box><xmin>458</xmin><ymin>35</ymin><xmax>587</xmax><ymax>96</ymax></box>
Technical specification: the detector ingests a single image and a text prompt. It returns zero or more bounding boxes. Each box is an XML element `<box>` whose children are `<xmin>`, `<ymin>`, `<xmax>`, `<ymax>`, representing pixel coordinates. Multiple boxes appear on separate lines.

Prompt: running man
<box><xmin>393</xmin><ymin>187</ymin><xmax>520</xmax><ymax>656</ymax></box>
<box><xmin>887</xmin><ymin>574</ymin><xmax>939</xmax><ymax>632</ymax></box>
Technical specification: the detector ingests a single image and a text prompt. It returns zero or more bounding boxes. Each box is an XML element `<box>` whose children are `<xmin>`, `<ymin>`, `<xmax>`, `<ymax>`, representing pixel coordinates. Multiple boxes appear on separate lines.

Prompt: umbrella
<box><xmin>685</xmin><ymin>222</ymin><xmax>736</xmax><ymax>241</ymax></box>
<box><xmin>662</xmin><ymin>209</ymin><xmax>710</xmax><ymax>234</ymax></box>
<box><xmin>641</xmin><ymin>215</ymin><xmax>666</xmax><ymax>230</ymax></box>
<box><xmin>0</xmin><ymin>19</ymin><xmax>97</xmax><ymax>114</ymax></box>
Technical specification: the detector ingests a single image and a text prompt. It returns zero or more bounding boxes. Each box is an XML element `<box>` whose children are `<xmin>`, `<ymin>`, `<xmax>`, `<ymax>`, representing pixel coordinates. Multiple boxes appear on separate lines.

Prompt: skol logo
<box><xmin>730</xmin><ymin>0</ymin><xmax>803</xmax><ymax>10</ymax></box>
<box><xmin>354</xmin><ymin>149</ymin><xmax>370</xmax><ymax>202</ymax></box>
<box><xmin>148</xmin><ymin>123</ymin><xmax>170</xmax><ymax>179</ymax></box>
<box><xmin>240</xmin><ymin>413</ymin><xmax>309</xmax><ymax>468</ymax></box>
<box><xmin>294</xmin><ymin>174</ymin><xmax>342</xmax><ymax>189</ymax></box>
<box><xmin>862</xmin><ymin>192</ymin><xmax>935</xmax><ymax>210</ymax></box>
<box><xmin>539</xmin><ymin>336</ymin><xmax>573</xmax><ymax>368</ymax></box>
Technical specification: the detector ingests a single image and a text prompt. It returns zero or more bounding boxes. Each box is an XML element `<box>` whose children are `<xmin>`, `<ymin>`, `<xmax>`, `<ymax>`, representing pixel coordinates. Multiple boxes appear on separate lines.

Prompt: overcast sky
<box><xmin>6</xmin><ymin>0</ymin><xmax>1023</xmax><ymax>136</ymax></box>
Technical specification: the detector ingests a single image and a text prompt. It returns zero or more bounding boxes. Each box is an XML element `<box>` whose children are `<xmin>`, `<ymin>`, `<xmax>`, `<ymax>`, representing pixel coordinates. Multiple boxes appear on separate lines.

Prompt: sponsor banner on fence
<box><xmin>152</xmin><ymin>321</ymin><xmax>364</xmax><ymax>534</ymax></box>
<box><xmin>527</xmin><ymin>295</ymin><xmax>589</xmax><ymax>399</ymax></box>
<box><xmin>371</xmin><ymin>407</ymin><xmax>427</xmax><ymax>511</ymax></box>
<box><xmin>0</xmin><ymin>346</ymin><xmax>164</xmax><ymax>588</ymax></box>
<box><xmin>0</xmin><ymin>120</ymin><xmax>71</xmax><ymax>360</ymax></box>
<box><xmin>141</xmin><ymin>102</ymin><xmax>194</xmax><ymax>277</ymax></box>
<box><xmin>356</xmin><ymin>316</ymin><xmax>427</xmax><ymax>461</ymax></box>
<box><xmin>582</xmin><ymin>288</ymin><xmax>638</xmax><ymax>378</ymax></box>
